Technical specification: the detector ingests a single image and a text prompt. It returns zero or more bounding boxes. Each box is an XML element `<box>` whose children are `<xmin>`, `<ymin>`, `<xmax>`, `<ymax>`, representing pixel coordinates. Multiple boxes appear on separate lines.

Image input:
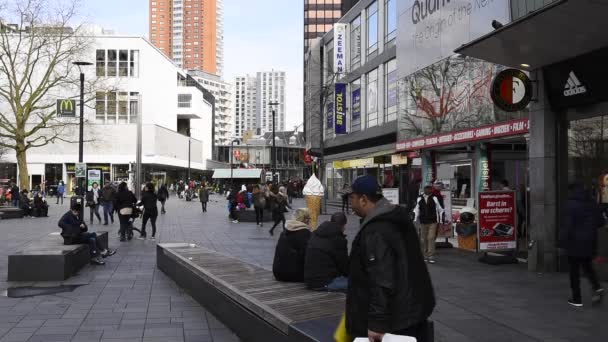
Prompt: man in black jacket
<box><xmin>347</xmin><ymin>176</ymin><xmax>435</xmax><ymax>342</ymax></box>
<box><xmin>304</xmin><ymin>212</ymin><xmax>349</xmax><ymax>292</ymax></box>
<box><xmin>58</xmin><ymin>203</ymin><xmax>116</xmax><ymax>265</ymax></box>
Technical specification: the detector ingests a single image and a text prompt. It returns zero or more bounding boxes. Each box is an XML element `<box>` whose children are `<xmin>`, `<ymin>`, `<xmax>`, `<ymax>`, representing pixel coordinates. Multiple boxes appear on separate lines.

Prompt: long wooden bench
<box><xmin>0</xmin><ymin>207</ymin><xmax>25</xmax><ymax>219</ymax></box>
<box><xmin>157</xmin><ymin>243</ymin><xmax>345</xmax><ymax>342</ymax></box>
<box><xmin>8</xmin><ymin>231</ymin><xmax>109</xmax><ymax>281</ymax></box>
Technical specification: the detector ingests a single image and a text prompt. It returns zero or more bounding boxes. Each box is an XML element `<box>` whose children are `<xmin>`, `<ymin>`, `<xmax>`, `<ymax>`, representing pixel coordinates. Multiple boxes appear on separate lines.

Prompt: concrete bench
<box><xmin>0</xmin><ymin>207</ymin><xmax>25</xmax><ymax>219</ymax></box>
<box><xmin>237</xmin><ymin>209</ymin><xmax>273</xmax><ymax>222</ymax></box>
<box><xmin>8</xmin><ymin>231</ymin><xmax>109</xmax><ymax>282</ymax></box>
<box><xmin>157</xmin><ymin>243</ymin><xmax>345</xmax><ymax>342</ymax></box>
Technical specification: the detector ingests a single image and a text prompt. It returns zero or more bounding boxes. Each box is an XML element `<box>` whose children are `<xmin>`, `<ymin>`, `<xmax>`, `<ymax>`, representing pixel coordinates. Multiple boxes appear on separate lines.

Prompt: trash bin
<box><xmin>70</xmin><ymin>196</ymin><xmax>84</xmax><ymax>209</ymax></box>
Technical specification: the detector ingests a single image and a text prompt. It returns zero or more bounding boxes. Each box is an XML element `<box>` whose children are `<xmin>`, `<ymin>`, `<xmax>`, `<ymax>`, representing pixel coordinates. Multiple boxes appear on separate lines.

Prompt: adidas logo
<box><xmin>564</xmin><ymin>71</ymin><xmax>587</xmax><ymax>97</ymax></box>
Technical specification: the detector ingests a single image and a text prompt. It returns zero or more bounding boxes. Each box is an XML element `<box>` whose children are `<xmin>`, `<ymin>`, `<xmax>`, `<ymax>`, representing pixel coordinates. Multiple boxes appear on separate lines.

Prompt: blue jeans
<box><xmin>75</xmin><ymin>232</ymin><xmax>102</xmax><ymax>258</ymax></box>
<box><xmin>102</xmin><ymin>202</ymin><xmax>114</xmax><ymax>224</ymax></box>
<box><xmin>12</xmin><ymin>199</ymin><xmax>19</xmax><ymax>208</ymax></box>
<box><xmin>326</xmin><ymin>276</ymin><xmax>348</xmax><ymax>293</ymax></box>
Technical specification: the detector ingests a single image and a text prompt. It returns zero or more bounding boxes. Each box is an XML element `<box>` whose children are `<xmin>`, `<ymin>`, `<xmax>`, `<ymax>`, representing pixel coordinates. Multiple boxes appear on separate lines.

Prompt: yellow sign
<box><xmin>391</xmin><ymin>154</ymin><xmax>409</xmax><ymax>165</ymax></box>
<box><xmin>333</xmin><ymin>158</ymin><xmax>374</xmax><ymax>169</ymax></box>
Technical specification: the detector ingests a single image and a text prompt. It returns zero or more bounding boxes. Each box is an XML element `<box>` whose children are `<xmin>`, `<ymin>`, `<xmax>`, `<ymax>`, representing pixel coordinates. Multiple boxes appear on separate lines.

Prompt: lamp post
<box><xmin>268</xmin><ymin>101</ymin><xmax>280</xmax><ymax>183</ymax></box>
<box><xmin>72</xmin><ymin>61</ymin><xmax>92</xmax><ymax>196</ymax></box>
<box><xmin>230</xmin><ymin>139</ymin><xmax>240</xmax><ymax>187</ymax></box>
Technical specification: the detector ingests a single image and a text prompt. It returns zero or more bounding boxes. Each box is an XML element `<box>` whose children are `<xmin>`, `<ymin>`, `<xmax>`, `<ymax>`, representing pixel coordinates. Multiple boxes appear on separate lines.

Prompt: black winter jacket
<box><xmin>140</xmin><ymin>191</ymin><xmax>158</xmax><ymax>211</ymax></box>
<box><xmin>272</xmin><ymin>224</ymin><xmax>311</xmax><ymax>282</ymax></box>
<box><xmin>560</xmin><ymin>188</ymin><xmax>604</xmax><ymax>258</ymax></box>
<box><xmin>114</xmin><ymin>190</ymin><xmax>137</xmax><ymax>211</ymax></box>
<box><xmin>304</xmin><ymin>221</ymin><xmax>349</xmax><ymax>289</ymax></box>
<box><xmin>346</xmin><ymin>198</ymin><xmax>435</xmax><ymax>337</ymax></box>
<box><xmin>58</xmin><ymin>211</ymin><xmax>85</xmax><ymax>244</ymax></box>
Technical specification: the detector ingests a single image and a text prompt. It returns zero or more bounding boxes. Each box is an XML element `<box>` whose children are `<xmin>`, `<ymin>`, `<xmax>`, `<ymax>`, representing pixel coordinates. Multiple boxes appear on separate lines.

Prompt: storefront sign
<box><xmin>57</xmin><ymin>99</ymin><xmax>76</xmax><ymax>117</ymax></box>
<box><xmin>383</xmin><ymin>188</ymin><xmax>399</xmax><ymax>205</ymax></box>
<box><xmin>303</xmin><ymin>150</ymin><xmax>313</xmax><ymax>165</ymax></box>
<box><xmin>68</xmin><ymin>164</ymin><xmax>111</xmax><ymax>173</ymax></box>
<box><xmin>391</xmin><ymin>154</ymin><xmax>409</xmax><ymax>165</ymax></box>
<box><xmin>421</xmin><ymin>152</ymin><xmax>434</xmax><ymax>186</ymax></box>
<box><xmin>397</xmin><ymin>0</ymin><xmax>510</xmax><ymax>78</ymax></box>
<box><xmin>335</xmin><ymin>83</ymin><xmax>347</xmax><ymax>134</ymax></box>
<box><xmin>478</xmin><ymin>191</ymin><xmax>517</xmax><ymax>251</ymax></box>
<box><xmin>352</xmin><ymin>88</ymin><xmax>361</xmax><ymax>121</ymax></box>
<box><xmin>333</xmin><ymin>158</ymin><xmax>374</xmax><ymax>169</ymax></box>
<box><xmin>396</xmin><ymin>118</ymin><xmax>529</xmax><ymax>151</ymax></box>
<box><xmin>491</xmin><ymin>69</ymin><xmax>533</xmax><ymax>112</ymax></box>
<box><xmin>476</xmin><ymin>143</ymin><xmax>491</xmax><ymax>192</ymax></box>
<box><xmin>75</xmin><ymin>163</ymin><xmax>86</xmax><ymax>178</ymax></box>
<box><xmin>333</xmin><ymin>23</ymin><xmax>347</xmax><ymax>74</ymax></box>
<box><xmin>544</xmin><ymin>46</ymin><xmax>608</xmax><ymax>110</ymax></box>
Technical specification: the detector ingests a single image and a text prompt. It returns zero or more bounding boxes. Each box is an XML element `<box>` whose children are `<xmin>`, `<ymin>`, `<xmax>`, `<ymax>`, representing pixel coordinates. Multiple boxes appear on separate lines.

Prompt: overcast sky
<box><xmin>79</xmin><ymin>0</ymin><xmax>304</xmax><ymax>130</ymax></box>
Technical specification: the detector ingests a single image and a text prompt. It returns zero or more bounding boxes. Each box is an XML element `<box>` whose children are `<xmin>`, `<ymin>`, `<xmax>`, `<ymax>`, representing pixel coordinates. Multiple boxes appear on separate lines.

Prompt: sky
<box><xmin>78</xmin><ymin>0</ymin><xmax>304</xmax><ymax>130</ymax></box>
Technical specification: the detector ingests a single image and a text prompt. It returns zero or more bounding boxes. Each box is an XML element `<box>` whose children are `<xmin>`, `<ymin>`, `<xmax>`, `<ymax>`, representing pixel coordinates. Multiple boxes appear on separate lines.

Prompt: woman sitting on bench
<box><xmin>58</xmin><ymin>203</ymin><xmax>116</xmax><ymax>265</ymax></box>
<box><xmin>19</xmin><ymin>190</ymin><xmax>32</xmax><ymax>216</ymax></box>
<box><xmin>33</xmin><ymin>193</ymin><xmax>49</xmax><ymax>217</ymax></box>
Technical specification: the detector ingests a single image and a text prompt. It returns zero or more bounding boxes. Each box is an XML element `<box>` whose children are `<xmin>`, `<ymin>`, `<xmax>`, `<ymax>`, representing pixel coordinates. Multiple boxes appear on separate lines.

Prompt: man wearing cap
<box><xmin>346</xmin><ymin>175</ymin><xmax>435</xmax><ymax>342</ymax></box>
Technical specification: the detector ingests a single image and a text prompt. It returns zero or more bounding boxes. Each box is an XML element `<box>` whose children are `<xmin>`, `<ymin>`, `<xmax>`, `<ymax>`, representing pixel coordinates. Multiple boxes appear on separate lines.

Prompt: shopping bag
<box><xmin>334</xmin><ymin>313</ymin><xmax>351</xmax><ymax>342</ymax></box>
<box><xmin>353</xmin><ymin>334</ymin><xmax>416</xmax><ymax>341</ymax></box>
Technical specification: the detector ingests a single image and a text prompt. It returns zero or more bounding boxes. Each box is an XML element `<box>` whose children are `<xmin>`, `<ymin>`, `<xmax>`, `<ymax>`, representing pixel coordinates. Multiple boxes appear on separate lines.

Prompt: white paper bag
<box><xmin>353</xmin><ymin>334</ymin><xmax>416</xmax><ymax>342</ymax></box>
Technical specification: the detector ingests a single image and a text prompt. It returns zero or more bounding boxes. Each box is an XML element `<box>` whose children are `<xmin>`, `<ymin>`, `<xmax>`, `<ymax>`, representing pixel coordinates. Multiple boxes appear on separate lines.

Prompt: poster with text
<box><xmin>478</xmin><ymin>191</ymin><xmax>517</xmax><ymax>251</ymax></box>
<box><xmin>87</xmin><ymin>170</ymin><xmax>101</xmax><ymax>191</ymax></box>
<box><xmin>383</xmin><ymin>188</ymin><xmax>399</xmax><ymax>205</ymax></box>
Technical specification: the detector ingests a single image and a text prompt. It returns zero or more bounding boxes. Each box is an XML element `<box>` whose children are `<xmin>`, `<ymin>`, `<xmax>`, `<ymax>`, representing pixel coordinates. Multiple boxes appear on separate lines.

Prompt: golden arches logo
<box><xmin>60</xmin><ymin>100</ymin><xmax>73</xmax><ymax>112</ymax></box>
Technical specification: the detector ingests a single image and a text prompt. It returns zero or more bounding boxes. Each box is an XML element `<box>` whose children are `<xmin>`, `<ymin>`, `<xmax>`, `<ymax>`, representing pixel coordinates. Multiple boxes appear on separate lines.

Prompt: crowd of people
<box><xmin>0</xmin><ymin>182</ymin><xmax>50</xmax><ymax>217</ymax></box>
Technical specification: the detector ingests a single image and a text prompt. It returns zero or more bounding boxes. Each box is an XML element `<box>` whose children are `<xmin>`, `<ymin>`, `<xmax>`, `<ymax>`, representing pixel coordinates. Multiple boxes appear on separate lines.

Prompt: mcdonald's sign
<box><xmin>57</xmin><ymin>99</ymin><xmax>76</xmax><ymax>117</ymax></box>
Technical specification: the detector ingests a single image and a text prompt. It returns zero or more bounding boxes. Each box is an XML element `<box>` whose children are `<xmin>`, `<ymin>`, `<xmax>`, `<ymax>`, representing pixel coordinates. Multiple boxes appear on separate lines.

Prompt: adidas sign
<box><xmin>564</xmin><ymin>71</ymin><xmax>587</xmax><ymax>97</ymax></box>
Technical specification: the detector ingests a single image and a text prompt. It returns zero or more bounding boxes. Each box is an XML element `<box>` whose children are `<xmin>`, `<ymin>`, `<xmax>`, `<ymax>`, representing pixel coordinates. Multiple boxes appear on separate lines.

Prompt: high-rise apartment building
<box><xmin>257</xmin><ymin>71</ymin><xmax>286</xmax><ymax>135</ymax></box>
<box><xmin>232</xmin><ymin>71</ymin><xmax>286</xmax><ymax>138</ymax></box>
<box><xmin>149</xmin><ymin>0</ymin><xmax>224</xmax><ymax>76</ymax></box>
<box><xmin>303</xmin><ymin>0</ymin><xmax>357</xmax><ymax>54</ymax></box>
<box><xmin>233</xmin><ymin>75</ymin><xmax>258</xmax><ymax>138</ymax></box>
<box><xmin>189</xmin><ymin>71</ymin><xmax>233</xmax><ymax>145</ymax></box>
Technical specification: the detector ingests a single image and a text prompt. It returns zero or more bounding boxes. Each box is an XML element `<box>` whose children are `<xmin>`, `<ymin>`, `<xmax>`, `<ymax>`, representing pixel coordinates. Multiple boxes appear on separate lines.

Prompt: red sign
<box><xmin>396</xmin><ymin>118</ymin><xmax>529</xmax><ymax>151</ymax></box>
<box><xmin>233</xmin><ymin>149</ymin><xmax>241</xmax><ymax>159</ymax></box>
<box><xmin>303</xmin><ymin>150</ymin><xmax>313</xmax><ymax>165</ymax></box>
<box><xmin>478</xmin><ymin>191</ymin><xmax>517</xmax><ymax>251</ymax></box>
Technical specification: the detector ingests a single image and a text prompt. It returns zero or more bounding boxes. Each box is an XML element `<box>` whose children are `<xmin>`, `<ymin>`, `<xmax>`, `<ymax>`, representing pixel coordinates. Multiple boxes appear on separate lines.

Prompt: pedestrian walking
<box><xmin>56</xmin><ymin>181</ymin><xmax>65</xmax><ymax>205</ymax></box>
<box><xmin>346</xmin><ymin>176</ymin><xmax>435</xmax><ymax>342</ymax></box>
<box><xmin>139</xmin><ymin>183</ymin><xmax>158</xmax><ymax>240</ymax></box>
<box><xmin>11</xmin><ymin>182</ymin><xmax>19</xmax><ymax>208</ymax></box>
<box><xmin>413</xmin><ymin>185</ymin><xmax>445</xmax><ymax>264</ymax></box>
<box><xmin>199</xmin><ymin>183</ymin><xmax>209</xmax><ymax>213</ymax></box>
<box><xmin>86</xmin><ymin>182</ymin><xmax>102</xmax><ymax>225</ymax></box>
<box><xmin>253</xmin><ymin>185</ymin><xmax>267</xmax><ymax>226</ymax></box>
<box><xmin>560</xmin><ymin>184</ymin><xmax>605</xmax><ymax>307</ymax></box>
<box><xmin>114</xmin><ymin>182</ymin><xmax>137</xmax><ymax>242</ymax></box>
<box><xmin>101</xmin><ymin>183</ymin><xmax>116</xmax><ymax>225</ymax></box>
<box><xmin>158</xmin><ymin>183</ymin><xmax>169</xmax><ymax>214</ymax></box>
<box><xmin>269</xmin><ymin>186</ymin><xmax>291</xmax><ymax>236</ymax></box>
<box><xmin>339</xmin><ymin>183</ymin><xmax>350</xmax><ymax>213</ymax></box>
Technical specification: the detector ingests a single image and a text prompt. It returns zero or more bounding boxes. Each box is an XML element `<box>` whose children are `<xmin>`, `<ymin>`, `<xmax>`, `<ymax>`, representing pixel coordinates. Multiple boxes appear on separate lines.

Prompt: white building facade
<box><xmin>0</xmin><ymin>32</ymin><xmax>213</xmax><ymax>192</ymax></box>
<box><xmin>257</xmin><ymin>71</ymin><xmax>286</xmax><ymax>135</ymax></box>
<box><xmin>232</xmin><ymin>75</ymin><xmax>258</xmax><ymax>138</ymax></box>
<box><xmin>189</xmin><ymin>70</ymin><xmax>232</xmax><ymax>145</ymax></box>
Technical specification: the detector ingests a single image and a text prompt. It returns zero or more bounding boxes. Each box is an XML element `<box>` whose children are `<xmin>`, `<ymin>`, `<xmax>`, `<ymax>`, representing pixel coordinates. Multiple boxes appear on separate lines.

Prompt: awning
<box><xmin>455</xmin><ymin>0</ymin><xmax>608</xmax><ymax>69</ymax></box>
<box><xmin>212</xmin><ymin>168</ymin><xmax>262</xmax><ymax>179</ymax></box>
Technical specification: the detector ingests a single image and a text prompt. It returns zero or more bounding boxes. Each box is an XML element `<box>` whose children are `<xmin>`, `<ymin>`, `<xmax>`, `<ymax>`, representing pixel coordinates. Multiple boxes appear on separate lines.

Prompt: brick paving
<box><xmin>0</xmin><ymin>194</ymin><xmax>607</xmax><ymax>341</ymax></box>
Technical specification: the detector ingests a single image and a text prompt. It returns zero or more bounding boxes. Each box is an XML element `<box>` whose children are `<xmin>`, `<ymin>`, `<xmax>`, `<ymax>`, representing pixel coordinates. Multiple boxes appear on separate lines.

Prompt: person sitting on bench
<box><xmin>272</xmin><ymin>208</ymin><xmax>312</xmax><ymax>282</ymax></box>
<box><xmin>58</xmin><ymin>203</ymin><xmax>116</xmax><ymax>265</ymax></box>
<box><xmin>33</xmin><ymin>193</ymin><xmax>49</xmax><ymax>217</ymax></box>
<box><xmin>19</xmin><ymin>190</ymin><xmax>32</xmax><ymax>216</ymax></box>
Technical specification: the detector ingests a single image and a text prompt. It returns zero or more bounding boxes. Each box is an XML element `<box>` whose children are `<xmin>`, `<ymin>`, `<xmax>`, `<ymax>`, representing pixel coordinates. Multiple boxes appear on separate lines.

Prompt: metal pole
<box><xmin>188</xmin><ymin>137</ymin><xmax>191</xmax><ymax>182</ymax></box>
<box><xmin>135</xmin><ymin>94</ymin><xmax>142</xmax><ymax>198</ymax></box>
<box><xmin>272</xmin><ymin>108</ymin><xmax>276</xmax><ymax>183</ymax></box>
<box><xmin>230</xmin><ymin>141</ymin><xmax>234</xmax><ymax>186</ymax></box>
<box><xmin>78</xmin><ymin>72</ymin><xmax>85</xmax><ymax>196</ymax></box>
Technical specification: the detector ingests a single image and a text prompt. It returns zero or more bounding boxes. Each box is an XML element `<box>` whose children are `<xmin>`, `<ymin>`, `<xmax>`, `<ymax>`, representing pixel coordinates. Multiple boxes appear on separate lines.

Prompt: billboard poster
<box><xmin>75</xmin><ymin>163</ymin><xmax>86</xmax><ymax>178</ymax></box>
<box><xmin>352</xmin><ymin>88</ymin><xmax>361</xmax><ymax>121</ymax></box>
<box><xmin>335</xmin><ymin>83</ymin><xmax>347</xmax><ymax>134</ymax></box>
<box><xmin>333</xmin><ymin>23</ymin><xmax>347</xmax><ymax>74</ymax></box>
<box><xmin>87</xmin><ymin>169</ymin><xmax>101</xmax><ymax>191</ymax></box>
<box><xmin>478</xmin><ymin>191</ymin><xmax>517</xmax><ymax>251</ymax></box>
<box><xmin>387</xmin><ymin>70</ymin><xmax>398</xmax><ymax>107</ymax></box>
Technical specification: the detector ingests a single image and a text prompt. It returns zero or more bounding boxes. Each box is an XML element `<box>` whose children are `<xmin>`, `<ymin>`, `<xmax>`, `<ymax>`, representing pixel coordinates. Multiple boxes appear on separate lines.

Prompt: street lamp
<box><xmin>72</xmin><ymin>61</ymin><xmax>92</xmax><ymax>196</ymax></box>
<box><xmin>268</xmin><ymin>101</ymin><xmax>280</xmax><ymax>183</ymax></box>
<box><xmin>230</xmin><ymin>139</ymin><xmax>240</xmax><ymax>187</ymax></box>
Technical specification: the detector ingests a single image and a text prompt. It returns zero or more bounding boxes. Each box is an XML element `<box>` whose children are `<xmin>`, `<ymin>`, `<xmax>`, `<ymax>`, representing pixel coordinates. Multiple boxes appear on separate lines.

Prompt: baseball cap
<box><xmin>350</xmin><ymin>175</ymin><xmax>383</xmax><ymax>197</ymax></box>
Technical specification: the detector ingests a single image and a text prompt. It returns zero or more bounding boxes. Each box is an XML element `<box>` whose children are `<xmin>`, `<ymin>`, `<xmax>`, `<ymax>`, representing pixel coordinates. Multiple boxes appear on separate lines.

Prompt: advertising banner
<box><xmin>57</xmin><ymin>99</ymin><xmax>76</xmax><ymax>117</ymax></box>
<box><xmin>478</xmin><ymin>191</ymin><xmax>517</xmax><ymax>251</ymax></box>
<box><xmin>335</xmin><ymin>83</ymin><xmax>347</xmax><ymax>134</ymax></box>
<box><xmin>476</xmin><ymin>143</ymin><xmax>491</xmax><ymax>192</ymax></box>
<box><xmin>437</xmin><ymin>190</ymin><xmax>454</xmax><ymax>238</ymax></box>
<box><xmin>334</xmin><ymin>23</ymin><xmax>347</xmax><ymax>74</ymax></box>
<box><xmin>75</xmin><ymin>163</ymin><xmax>86</xmax><ymax>178</ymax></box>
<box><xmin>87</xmin><ymin>169</ymin><xmax>101</xmax><ymax>191</ymax></box>
<box><xmin>387</xmin><ymin>70</ymin><xmax>398</xmax><ymax>107</ymax></box>
<box><xmin>352</xmin><ymin>88</ymin><xmax>361</xmax><ymax>121</ymax></box>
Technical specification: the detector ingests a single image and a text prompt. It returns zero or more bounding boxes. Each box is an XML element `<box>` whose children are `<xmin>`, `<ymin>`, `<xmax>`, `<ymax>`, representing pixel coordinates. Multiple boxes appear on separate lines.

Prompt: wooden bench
<box><xmin>0</xmin><ymin>207</ymin><xmax>25</xmax><ymax>219</ymax></box>
<box><xmin>157</xmin><ymin>243</ymin><xmax>345</xmax><ymax>342</ymax></box>
<box><xmin>8</xmin><ymin>231</ymin><xmax>109</xmax><ymax>282</ymax></box>
<box><xmin>237</xmin><ymin>209</ymin><xmax>273</xmax><ymax>223</ymax></box>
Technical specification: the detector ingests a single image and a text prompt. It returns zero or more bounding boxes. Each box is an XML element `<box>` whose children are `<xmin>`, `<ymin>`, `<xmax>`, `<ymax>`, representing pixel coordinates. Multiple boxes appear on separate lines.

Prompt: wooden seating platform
<box><xmin>157</xmin><ymin>243</ymin><xmax>344</xmax><ymax>342</ymax></box>
<box><xmin>237</xmin><ymin>209</ymin><xmax>273</xmax><ymax>222</ymax></box>
<box><xmin>0</xmin><ymin>207</ymin><xmax>25</xmax><ymax>219</ymax></box>
<box><xmin>8</xmin><ymin>231</ymin><xmax>109</xmax><ymax>281</ymax></box>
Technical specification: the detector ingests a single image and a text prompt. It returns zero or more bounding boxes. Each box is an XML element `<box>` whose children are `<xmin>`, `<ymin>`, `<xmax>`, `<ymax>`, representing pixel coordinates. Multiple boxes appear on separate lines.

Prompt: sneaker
<box><xmin>91</xmin><ymin>257</ymin><xmax>105</xmax><ymax>265</ymax></box>
<box><xmin>592</xmin><ymin>288</ymin><xmax>605</xmax><ymax>305</ymax></box>
<box><xmin>150</xmin><ymin>236</ymin><xmax>156</xmax><ymax>240</ymax></box>
<box><xmin>232</xmin><ymin>220</ymin><xmax>239</xmax><ymax>223</ymax></box>
<box><xmin>102</xmin><ymin>249</ymin><xmax>117</xmax><ymax>258</ymax></box>
<box><xmin>427</xmin><ymin>258</ymin><xmax>436</xmax><ymax>264</ymax></box>
<box><xmin>568</xmin><ymin>298</ymin><xmax>583</xmax><ymax>307</ymax></box>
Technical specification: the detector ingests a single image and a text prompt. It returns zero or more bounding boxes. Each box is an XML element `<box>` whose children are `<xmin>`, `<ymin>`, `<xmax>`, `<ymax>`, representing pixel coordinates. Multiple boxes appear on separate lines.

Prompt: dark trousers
<box><xmin>201</xmin><ymin>201</ymin><xmax>207</xmax><ymax>212</ymax></box>
<box><xmin>90</xmin><ymin>203</ymin><xmax>101</xmax><ymax>223</ymax></box>
<box><xmin>160</xmin><ymin>200</ymin><xmax>166</xmax><ymax>214</ymax></box>
<box><xmin>118</xmin><ymin>214</ymin><xmax>131</xmax><ymax>238</ymax></box>
<box><xmin>141</xmin><ymin>209</ymin><xmax>158</xmax><ymax>237</ymax></box>
<box><xmin>341</xmin><ymin>194</ymin><xmax>348</xmax><ymax>212</ymax></box>
<box><xmin>255</xmin><ymin>207</ymin><xmax>264</xmax><ymax>225</ymax></box>
<box><xmin>394</xmin><ymin>320</ymin><xmax>432</xmax><ymax>342</ymax></box>
<box><xmin>75</xmin><ymin>232</ymin><xmax>104</xmax><ymax>259</ymax></box>
<box><xmin>102</xmin><ymin>202</ymin><xmax>114</xmax><ymax>224</ymax></box>
<box><xmin>12</xmin><ymin>199</ymin><xmax>19</xmax><ymax>208</ymax></box>
<box><xmin>56</xmin><ymin>194</ymin><xmax>63</xmax><ymax>205</ymax></box>
<box><xmin>270</xmin><ymin>213</ymin><xmax>285</xmax><ymax>233</ymax></box>
<box><xmin>569</xmin><ymin>256</ymin><xmax>601</xmax><ymax>301</ymax></box>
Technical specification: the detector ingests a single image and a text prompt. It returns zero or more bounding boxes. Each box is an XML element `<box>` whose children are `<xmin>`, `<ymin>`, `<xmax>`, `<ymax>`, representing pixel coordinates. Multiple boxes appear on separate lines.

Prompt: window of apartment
<box><xmin>129</xmin><ymin>92</ymin><xmax>139</xmax><ymax>122</ymax></box>
<box><xmin>118</xmin><ymin>92</ymin><xmax>129</xmax><ymax>123</ymax></box>
<box><xmin>178</xmin><ymin>94</ymin><xmax>192</xmax><ymax>108</ymax></box>
<box><xmin>107</xmin><ymin>92</ymin><xmax>117</xmax><ymax>122</ymax></box>
<box><xmin>385</xmin><ymin>0</ymin><xmax>397</xmax><ymax>43</ymax></box>
<box><xmin>367</xmin><ymin>68</ymin><xmax>378</xmax><ymax>128</ymax></box>
<box><xmin>367</xmin><ymin>1</ymin><xmax>379</xmax><ymax>56</ymax></box>
<box><xmin>96</xmin><ymin>50</ymin><xmax>105</xmax><ymax>77</ymax></box>
<box><xmin>350</xmin><ymin>15</ymin><xmax>361</xmax><ymax>70</ymax></box>
<box><xmin>107</xmin><ymin>50</ymin><xmax>117</xmax><ymax>77</ymax></box>
<box><xmin>95</xmin><ymin>92</ymin><xmax>105</xmax><ymax>123</ymax></box>
<box><xmin>385</xmin><ymin>59</ymin><xmax>397</xmax><ymax>122</ymax></box>
<box><xmin>119</xmin><ymin>50</ymin><xmax>129</xmax><ymax>77</ymax></box>
<box><xmin>351</xmin><ymin>78</ymin><xmax>362</xmax><ymax>132</ymax></box>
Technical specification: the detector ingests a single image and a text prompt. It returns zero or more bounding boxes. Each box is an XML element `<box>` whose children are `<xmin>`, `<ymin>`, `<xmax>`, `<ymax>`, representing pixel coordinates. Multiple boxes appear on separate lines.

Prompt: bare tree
<box><xmin>0</xmin><ymin>0</ymin><xmax>99</xmax><ymax>189</ymax></box>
